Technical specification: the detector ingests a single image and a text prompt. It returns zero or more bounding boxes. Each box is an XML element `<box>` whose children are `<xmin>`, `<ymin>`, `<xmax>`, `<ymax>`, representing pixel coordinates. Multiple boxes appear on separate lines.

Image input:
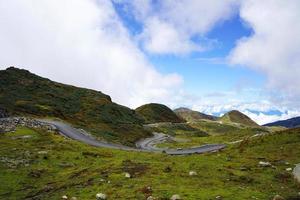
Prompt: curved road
<box><xmin>41</xmin><ymin>120</ymin><xmax>226</xmax><ymax>155</ymax></box>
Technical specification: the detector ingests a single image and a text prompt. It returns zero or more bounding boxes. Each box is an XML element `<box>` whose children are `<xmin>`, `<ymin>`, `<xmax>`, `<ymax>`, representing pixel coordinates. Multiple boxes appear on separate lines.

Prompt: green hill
<box><xmin>0</xmin><ymin>67</ymin><xmax>151</xmax><ymax>145</ymax></box>
<box><xmin>135</xmin><ymin>103</ymin><xmax>184</xmax><ymax>124</ymax></box>
<box><xmin>220</xmin><ymin>110</ymin><xmax>259</xmax><ymax>127</ymax></box>
<box><xmin>174</xmin><ymin>107</ymin><xmax>218</xmax><ymax>122</ymax></box>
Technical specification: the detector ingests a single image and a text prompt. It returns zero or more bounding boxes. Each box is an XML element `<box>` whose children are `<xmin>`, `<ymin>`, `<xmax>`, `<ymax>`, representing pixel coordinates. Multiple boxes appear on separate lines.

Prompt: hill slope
<box><xmin>136</xmin><ymin>103</ymin><xmax>184</xmax><ymax>124</ymax></box>
<box><xmin>174</xmin><ymin>107</ymin><xmax>218</xmax><ymax>122</ymax></box>
<box><xmin>0</xmin><ymin>67</ymin><xmax>150</xmax><ymax>145</ymax></box>
<box><xmin>264</xmin><ymin>116</ymin><xmax>300</xmax><ymax>128</ymax></box>
<box><xmin>220</xmin><ymin>110</ymin><xmax>259</xmax><ymax>127</ymax></box>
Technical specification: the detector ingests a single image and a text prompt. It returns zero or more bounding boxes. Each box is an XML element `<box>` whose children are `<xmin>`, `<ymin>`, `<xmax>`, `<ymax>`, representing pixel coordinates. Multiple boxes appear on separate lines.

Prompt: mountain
<box><xmin>264</xmin><ymin>116</ymin><xmax>300</xmax><ymax>128</ymax></box>
<box><xmin>220</xmin><ymin>110</ymin><xmax>259</xmax><ymax>127</ymax></box>
<box><xmin>174</xmin><ymin>107</ymin><xmax>218</xmax><ymax>122</ymax></box>
<box><xmin>135</xmin><ymin>103</ymin><xmax>184</xmax><ymax>124</ymax></box>
<box><xmin>0</xmin><ymin>67</ymin><xmax>151</xmax><ymax>145</ymax></box>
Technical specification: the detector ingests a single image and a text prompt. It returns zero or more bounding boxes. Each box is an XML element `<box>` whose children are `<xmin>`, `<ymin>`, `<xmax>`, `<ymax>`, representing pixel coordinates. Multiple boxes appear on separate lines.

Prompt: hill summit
<box><xmin>174</xmin><ymin>107</ymin><xmax>218</xmax><ymax>122</ymax></box>
<box><xmin>135</xmin><ymin>103</ymin><xmax>184</xmax><ymax>124</ymax></box>
<box><xmin>220</xmin><ymin>110</ymin><xmax>258</xmax><ymax>127</ymax></box>
<box><xmin>0</xmin><ymin>67</ymin><xmax>150</xmax><ymax>145</ymax></box>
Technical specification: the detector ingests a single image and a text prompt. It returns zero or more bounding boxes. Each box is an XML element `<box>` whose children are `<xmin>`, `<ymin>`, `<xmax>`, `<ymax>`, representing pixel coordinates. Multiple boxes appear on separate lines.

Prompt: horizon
<box><xmin>1</xmin><ymin>0</ymin><xmax>300</xmax><ymax>125</ymax></box>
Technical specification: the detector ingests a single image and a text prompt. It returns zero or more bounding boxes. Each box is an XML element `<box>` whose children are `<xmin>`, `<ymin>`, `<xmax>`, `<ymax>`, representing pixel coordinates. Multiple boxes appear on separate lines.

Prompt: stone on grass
<box><xmin>189</xmin><ymin>171</ymin><xmax>197</xmax><ymax>176</ymax></box>
<box><xmin>62</xmin><ymin>195</ymin><xmax>68</xmax><ymax>199</ymax></box>
<box><xmin>170</xmin><ymin>194</ymin><xmax>181</xmax><ymax>200</ymax></box>
<box><xmin>124</xmin><ymin>172</ymin><xmax>131</xmax><ymax>178</ymax></box>
<box><xmin>286</xmin><ymin>168</ymin><xmax>292</xmax><ymax>171</ymax></box>
<box><xmin>96</xmin><ymin>193</ymin><xmax>107</xmax><ymax>200</ymax></box>
<box><xmin>258</xmin><ymin>161</ymin><xmax>272</xmax><ymax>167</ymax></box>
<box><xmin>147</xmin><ymin>196</ymin><xmax>154</xmax><ymax>200</ymax></box>
<box><xmin>273</xmin><ymin>195</ymin><xmax>285</xmax><ymax>200</ymax></box>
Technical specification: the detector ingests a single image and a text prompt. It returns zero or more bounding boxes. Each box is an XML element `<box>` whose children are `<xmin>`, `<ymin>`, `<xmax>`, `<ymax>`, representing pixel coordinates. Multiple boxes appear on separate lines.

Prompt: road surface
<box><xmin>41</xmin><ymin>120</ymin><xmax>226</xmax><ymax>155</ymax></box>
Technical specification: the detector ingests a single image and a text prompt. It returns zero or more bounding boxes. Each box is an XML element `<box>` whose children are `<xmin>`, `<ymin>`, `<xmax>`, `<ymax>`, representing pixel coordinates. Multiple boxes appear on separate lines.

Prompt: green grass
<box><xmin>1</xmin><ymin>127</ymin><xmax>300</xmax><ymax>199</ymax></box>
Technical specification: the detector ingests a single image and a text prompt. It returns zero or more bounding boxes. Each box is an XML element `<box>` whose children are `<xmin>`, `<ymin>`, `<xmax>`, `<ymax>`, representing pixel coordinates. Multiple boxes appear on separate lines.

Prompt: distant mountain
<box><xmin>220</xmin><ymin>110</ymin><xmax>259</xmax><ymax>127</ymax></box>
<box><xmin>264</xmin><ymin>116</ymin><xmax>300</xmax><ymax>128</ymax></box>
<box><xmin>136</xmin><ymin>103</ymin><xmax>184</xmax><ymax>124</ymax></box>
<box><xmin>0</xmin><ymin>67</ymin><xmax>151</xmax><ymax>145</ymax></box>
<box><xmin>174</xmin><ymin>107</ymin><xmax>218</xmax><ymax>122</ymax></box>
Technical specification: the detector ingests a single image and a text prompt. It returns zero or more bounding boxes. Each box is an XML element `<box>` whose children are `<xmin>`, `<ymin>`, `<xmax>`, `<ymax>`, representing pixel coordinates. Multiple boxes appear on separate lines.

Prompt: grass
<box><xmin>1</xmin><ymin>127</ymin><xmax>300</xmax><ymax>199</ymax></box>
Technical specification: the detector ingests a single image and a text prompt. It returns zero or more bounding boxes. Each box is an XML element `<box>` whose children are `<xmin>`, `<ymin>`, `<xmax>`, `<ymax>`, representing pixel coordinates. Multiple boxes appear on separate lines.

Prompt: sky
<box><xmin>1</xmin><ymin>0</ymin><xmax>300</xmax><ymax>125</ymax></box>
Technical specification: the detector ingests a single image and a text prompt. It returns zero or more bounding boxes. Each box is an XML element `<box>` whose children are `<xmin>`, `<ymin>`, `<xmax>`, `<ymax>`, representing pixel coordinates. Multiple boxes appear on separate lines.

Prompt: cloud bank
<box><xmin>0</xmin><ymin>0</ymin><xmax>182</xmax><ymax>107</ymax></box>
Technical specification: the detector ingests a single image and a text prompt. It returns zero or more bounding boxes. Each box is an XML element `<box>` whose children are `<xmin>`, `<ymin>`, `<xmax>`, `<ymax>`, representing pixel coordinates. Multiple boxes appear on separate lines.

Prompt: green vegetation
<box><xmin>136</xmin><ymin>103</ymin><xmax>184</xmax><ymax>124</ymax></box>
<box><xmin>220</xmin><ymin>110</ymin><xmax>259</xmax><ymax>127</ymax></box>
<box><xmin>0</xmin><ymin>67</ymin><xmax>150</xmax><ymax>145</ymax></box>
<box><xmin>1</xmin><ymin>127</ymin><xmax>300</xmax><ymax>199</ymax></box>
<box><xmin>174</xmin><ymin>107</ymin><xmax>218</xmax><ymax>122</ymax></box>
<box><xmin>146</xmin><ymin>123</ymin><xmax>208</xmax><ymax>137</ymax></box>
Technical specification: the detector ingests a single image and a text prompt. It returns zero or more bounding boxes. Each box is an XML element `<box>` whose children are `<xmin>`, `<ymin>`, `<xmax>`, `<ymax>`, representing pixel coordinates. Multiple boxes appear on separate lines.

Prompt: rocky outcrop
<box><xmin>293</xmin><ymin>163</ymin><xmax>300</xmax><ymax>183</ymax></box>
<box><xmin>0</xmin><ymin>117</ymin><xmax>56</xmax><ymax>133</ymax></box>
<box><xmin>0</xmin><ymin>108</ymin><xmax>9</xmax><ymax>118</ymax></box>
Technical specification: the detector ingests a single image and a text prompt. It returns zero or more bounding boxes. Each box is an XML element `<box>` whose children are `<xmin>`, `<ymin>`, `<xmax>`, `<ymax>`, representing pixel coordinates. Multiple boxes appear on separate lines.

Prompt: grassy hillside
<box><xmin>1</xmin><ymin>126</ymin><xmax>299</xmax><ymax>199</ymax></box>
<box><xmin>220</xmin><ymin>110</ymin><xmax>259</xmax><ymax>127</ymax></box>
<box><xmin>174</xmin><ymin>107</ymin><xmax>218</xmax><ymax>122</ymax></box>
<box><xmin>136</xmin><ymin>103</ymin><xmax>184</xmax><ymax>124</ymax></box>
<box><xmin>0</xmin><ymin>67</ymin><xmax>150</xmax><ymax>145</ymax></box>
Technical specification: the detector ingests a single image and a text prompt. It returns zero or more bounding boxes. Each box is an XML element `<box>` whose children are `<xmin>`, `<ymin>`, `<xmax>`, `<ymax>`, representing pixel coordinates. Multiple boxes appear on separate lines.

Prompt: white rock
<box><xmin>286</xmin><ymin>168</ymin><xmax>292</xmax><ymax>171</ymax></box>
<box><xmin>258</xmin><ymin>161</ymin><xmax>272</xmax><ymax>167</ymax></box>
<box><xmin>189</xmin><ymin>171</ymin><xmax>197</xmax><ymax>176</ymax></box>
<box><xmin>62</xmin><ymin>195</ymin><xmax>68</xmax><ymax>199</ymax></box>
<box><xmin>293</xmin><ymin>164</ymin><xmax>300</xmax><ymax>183</ymax></box>
<box><xmin>147</xmin><ymin>196</ymin><xmax>154</xmax><ymax>200</ymax></box>
<box><xmin>124</xmin><ymin>172</ymin><xmax>131</xmax><ymax>178</ymax></box>
<box><xmin>96</xmin><ymin>193</ymin><xmax>107</xmax><ymax>200</ymax></box>
<box><xmin>38</xmin><ymin>151</ymin><xmax>48</xmax><ymax>154</ymax></box>
<box><xmin>170</xmin><ymin>194</ymin><xmax>181</xmax><ymax>200</ymax></box>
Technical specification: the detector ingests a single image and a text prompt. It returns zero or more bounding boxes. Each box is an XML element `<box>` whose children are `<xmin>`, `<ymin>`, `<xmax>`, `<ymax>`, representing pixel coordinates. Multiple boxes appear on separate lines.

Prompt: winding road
<box><xmin>41</xmin><ymin>120</ymin><xmax>226</xmax><ymax>155</ymax></box>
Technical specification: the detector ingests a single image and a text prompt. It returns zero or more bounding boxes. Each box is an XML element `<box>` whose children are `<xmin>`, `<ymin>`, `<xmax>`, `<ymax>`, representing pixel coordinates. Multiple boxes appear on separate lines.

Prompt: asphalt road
<box><xmin>41</xmin><ymin>120</ymin><xmax>226</xmax><ymax>155</ymax></box>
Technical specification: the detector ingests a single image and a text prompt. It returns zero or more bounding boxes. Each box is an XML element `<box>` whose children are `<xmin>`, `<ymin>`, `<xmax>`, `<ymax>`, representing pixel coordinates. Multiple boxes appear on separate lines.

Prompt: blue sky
<box><xmin>1</xmin><ymin>0</ymin><xmax>300</xmax><ymax>124</ymax></box>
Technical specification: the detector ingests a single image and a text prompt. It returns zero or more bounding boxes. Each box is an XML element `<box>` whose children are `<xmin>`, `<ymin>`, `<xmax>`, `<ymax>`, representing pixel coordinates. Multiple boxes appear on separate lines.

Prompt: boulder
<box><xmin>170</xmin><ymin>194</ymin><xmax>181</xmax><ymax>200</ymax></box>
<box><xmin>293</xmin><ymin>164</ymin><xmax>300</xmax><ymax>183</ymax></box>
<box><xmin>124</xmin><ymin>172</ymin><xmax>131</xmax><ymax>178</ymax></box>
<box><xmin>258</xmin><ymin>161</ymin><xmax>272</xmax><ymax>167</ymax></box>
<box><xmin>0</xmin><ymin>108</ymin><xmax>8</xmax><ymax>118</ymax></box>
<box><xmin>189</xmin><ymin>171</ymin><xmax>197</xmax><ymax>176</ymax></box>
<box><xmin>96</xmin><ymin>193</ymin><xmax>107</xmax><ymax>200</ymax></box>
<box><xmin>273</xmin><ymin>195</ymin><xmax>285</xmax><ymax>200</ymax></box>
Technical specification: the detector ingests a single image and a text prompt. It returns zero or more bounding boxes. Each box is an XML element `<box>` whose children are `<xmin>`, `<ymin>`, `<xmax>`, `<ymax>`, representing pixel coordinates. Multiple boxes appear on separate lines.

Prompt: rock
<box><xmin>286</xmin><ymin>168</ymin><xmax>292</xmax><ymax>171</ymax></box>
<box><xmin>215</xmin><ymin>195</ymin><xmax>222</xmax><ymax>199</ymax></box>
<box><xmin>293</xmin><ymin>164</ymin><xmax>300</xmax><ymax>183</ymax></box>
<box><xmin>38</xmin><ymin>151</ymin><xmax>48</xmax><ymax>154</ymax></box>
<box><xmin>96</xmin><ymin>193</ymin><xmax>107</xmax><ymax>200</ymax></box>
<box><xmin>62</xmin><ymin>195</ymin><xmax>68</xmax><ymax>199</ymax></box>
<box><xmin>0</xmin><ymin>108</ymin><xmax>9</xmax><ymax>118</ymax></box>
<box><xmin>273</xmin><ymin>195</ymin><xmax>285</xmax><ymax>200</ymax></box>
<box><xmin>189</xmin><ymin>171</ymin><xmax>197</xmax><ymax>176</ymax></box>
<box><xmin>258</xmin><ymin>161</ymin><xmax>272</xmax><ymax>167</ymax></box>
<box><xmin>170</xmin><ymin>194</ymin><xmax>181</xmax><ymax>200</ymax></box>
<box><xmin>147</xmin><ymin>196</ymin><xmax>154</xmax><ymax>200</ymax></box>
<box><xmin>124</xmin><ymin>172</ymin><xmax>131</xmax><ymax>178</ymax></box>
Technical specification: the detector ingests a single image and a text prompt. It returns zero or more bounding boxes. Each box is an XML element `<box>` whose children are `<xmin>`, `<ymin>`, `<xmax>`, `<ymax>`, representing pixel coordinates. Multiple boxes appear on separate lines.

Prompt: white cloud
<box><xmin>0</xmin><ymin>0</ymin><xmax>182</xmax><ymax>107</ymax></box>
<box><xmin>116</xmin><ymin>0</ymin><xmax>239</xmax><ymax>55</ymax></box>
<box><xmin>229</xmin><ymin>0</ymin><xmax>300</xmax><ymax>104</ymax></box>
